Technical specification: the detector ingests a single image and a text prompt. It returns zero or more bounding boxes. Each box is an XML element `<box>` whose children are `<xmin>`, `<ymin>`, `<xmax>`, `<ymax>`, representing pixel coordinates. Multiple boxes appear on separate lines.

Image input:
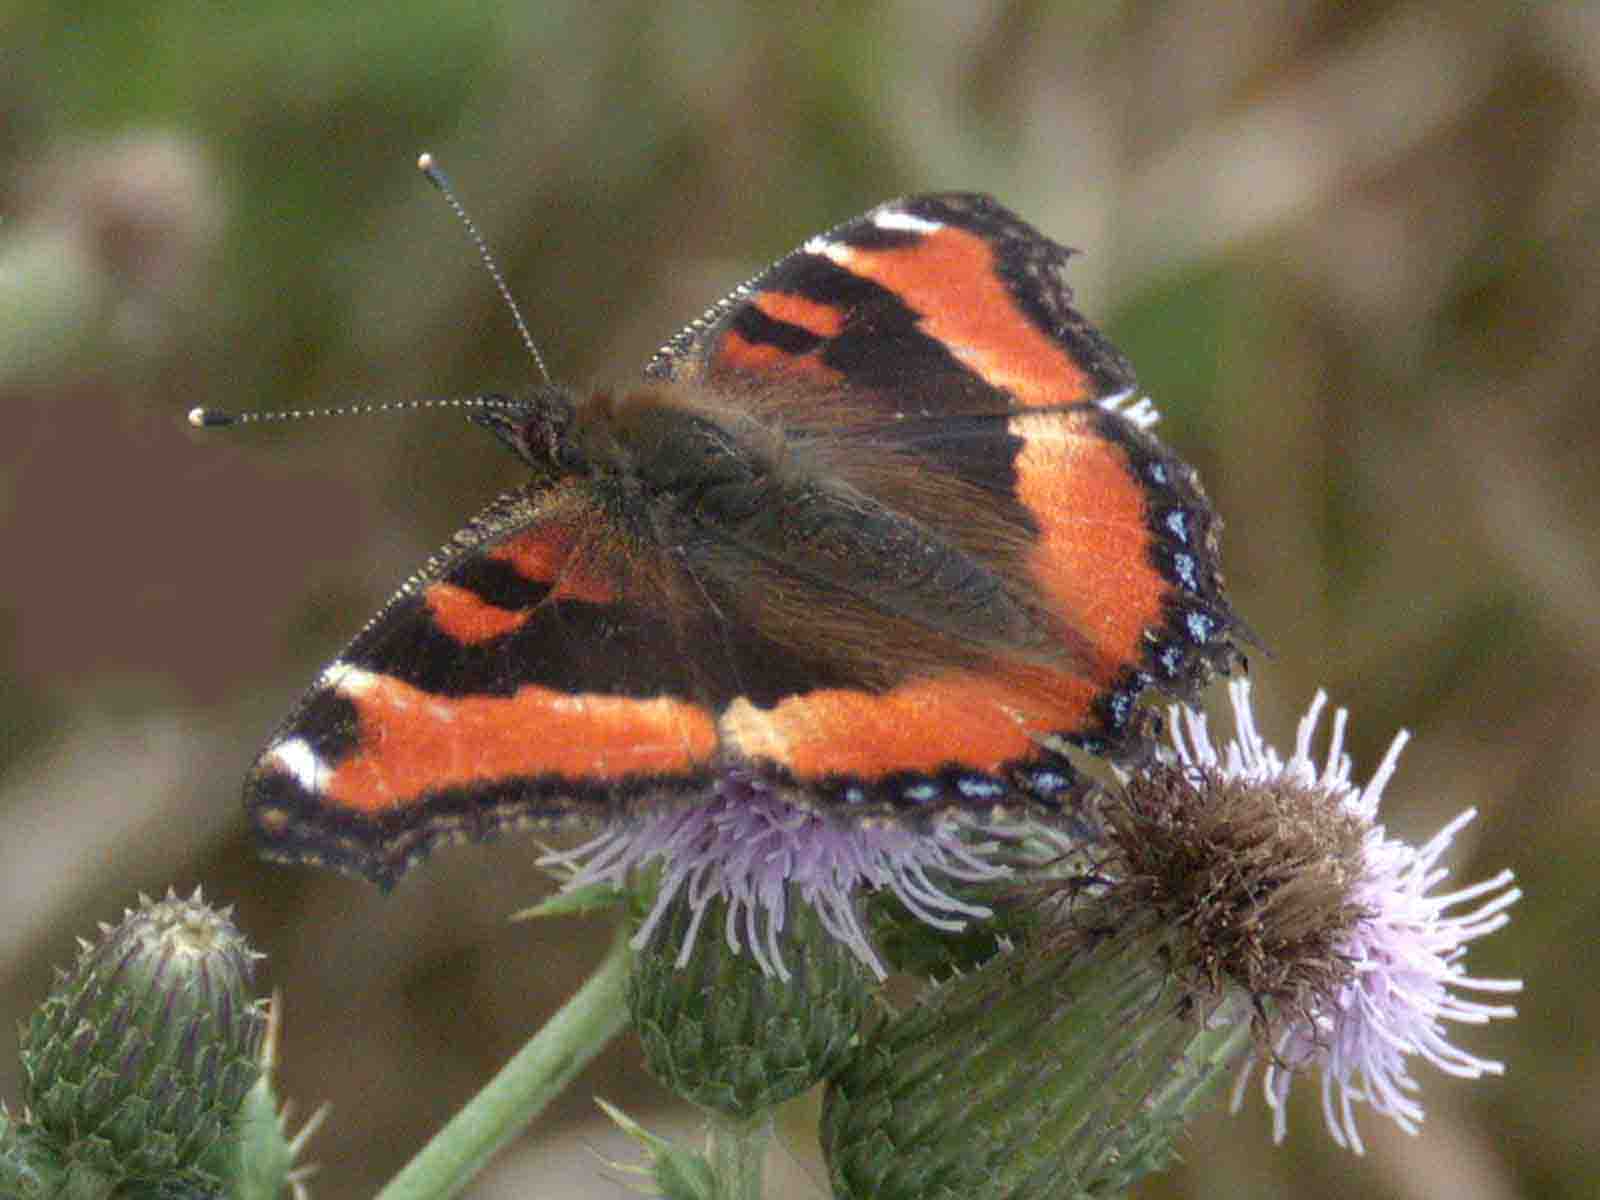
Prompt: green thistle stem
<box><xmin>377</xmin><ymin>926</ymin><xmax>633</xmax><ymax>1200</ymax></box>
<box><xmin>706</xmin><ymin>1114</ymin><xmax>771</xmax><ymax>1200</ymax></box>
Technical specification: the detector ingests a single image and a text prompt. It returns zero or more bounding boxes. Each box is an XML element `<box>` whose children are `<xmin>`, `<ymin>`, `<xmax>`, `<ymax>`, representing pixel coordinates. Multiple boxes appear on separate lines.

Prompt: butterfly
<box><xmin>244</xmin><ymin>192</ymin><xmax>1239</xmax><ymax>886</ymax></box>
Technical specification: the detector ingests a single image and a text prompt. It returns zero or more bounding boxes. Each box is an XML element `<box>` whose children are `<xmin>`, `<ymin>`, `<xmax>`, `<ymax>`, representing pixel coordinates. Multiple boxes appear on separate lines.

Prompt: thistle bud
<box><xmin>628</xmin><ymin>883</ymin><xmax>874</xmax><ymax>1119</ymax></box>
<box><xmin>821</xmin><ymin>904</ymin><xmax>1251</xmax><ymax>1200</ymax></box>
<box><xmin>17</xmin><ymin>890</ymin><xmax>268</xmax><ymax>1192</ymax></box>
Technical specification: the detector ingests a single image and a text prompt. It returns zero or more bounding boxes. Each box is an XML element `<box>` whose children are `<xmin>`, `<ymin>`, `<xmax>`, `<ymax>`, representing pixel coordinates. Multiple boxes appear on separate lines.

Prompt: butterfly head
<box><xmin>469</xmin><ymin>384</ymin><xmax>581</xmax><ymax>475</ymax></box>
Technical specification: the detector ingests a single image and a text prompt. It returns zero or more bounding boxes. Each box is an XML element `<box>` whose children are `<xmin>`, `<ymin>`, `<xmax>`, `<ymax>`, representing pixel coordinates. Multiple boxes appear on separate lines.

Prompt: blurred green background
<box><xmin>1</xmin><ymin>2</ymin><xmax>1592</xmax><ymax>1196</ymax></box>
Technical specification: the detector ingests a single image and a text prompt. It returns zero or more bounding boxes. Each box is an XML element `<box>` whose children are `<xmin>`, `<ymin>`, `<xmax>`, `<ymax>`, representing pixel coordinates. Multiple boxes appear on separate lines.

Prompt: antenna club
<box><xmin>189</xmin><ymin>407</ymin><xmax>235</xmax><ymax>428</ymax></box>
<box><xmin>417</xmin><ymin>151</ymin><xmax>450</xmax><ymax>195</ymax></box>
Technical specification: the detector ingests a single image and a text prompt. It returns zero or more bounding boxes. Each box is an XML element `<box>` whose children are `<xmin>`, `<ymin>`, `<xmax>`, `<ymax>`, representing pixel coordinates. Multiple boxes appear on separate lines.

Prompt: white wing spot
<box><xmin>872</xmin><ymin>208</ymin><xmax>942</xmax><ymax>235</ymax></box>
<box><xmin>1097</xmin><ymin>388</ymin><xmax>1163</xmax><ymax>429</ymax></box>
<box><xmin>266</xmin><ymin>738</ymin><xmax>330</xmax><ymax>793</ymax></box>
<box><xmin>332</xmin><ymin>665</ymin><xmax>386</xmax><ymax>699</ymax></box>
<box><xmin>803</xmin><ymin>208</ymin><xmax>941</xmax><ymax>266</ymax></box>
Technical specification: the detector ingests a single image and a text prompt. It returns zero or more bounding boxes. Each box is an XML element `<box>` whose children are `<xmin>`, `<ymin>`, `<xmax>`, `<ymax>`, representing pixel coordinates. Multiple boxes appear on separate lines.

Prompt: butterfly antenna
<box><xmin>417</xmin><ymin>151</ymin><xmax>551</xmax><ymax>385</ymax></box>
<box><xmin>187</xmin><ymin>394</ymin><xmax>523</xmax><ymax>429</ymax></box>
<box><xmin>189</xmin><ymin>154</ymin><xmax>549</xmax><ymax>431</ymax></box>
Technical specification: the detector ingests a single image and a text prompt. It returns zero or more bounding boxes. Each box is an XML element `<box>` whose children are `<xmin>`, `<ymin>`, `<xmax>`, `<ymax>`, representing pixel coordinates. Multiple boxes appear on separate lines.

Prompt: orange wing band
<box><xmin>324</xmin><ymin>673</ymin><xmax>719</xmax><ymax>813</ymax></box>
<box><xmin>829</xmin><ymin>226</ymin><xmax>1096</xmax><ymax>408</ymax></box>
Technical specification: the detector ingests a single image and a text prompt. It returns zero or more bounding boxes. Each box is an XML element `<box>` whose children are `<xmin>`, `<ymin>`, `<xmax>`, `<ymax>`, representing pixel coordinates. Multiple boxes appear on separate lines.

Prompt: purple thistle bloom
<box><xmin>543</xmin><ymin>772</ymin><xmax>1008</xmax><ymax>981</ymax></box>
<box><xmin>1167</xmin><ymin>680</ymin><xmax>1522</xmax><ymax>1152</ymax></box>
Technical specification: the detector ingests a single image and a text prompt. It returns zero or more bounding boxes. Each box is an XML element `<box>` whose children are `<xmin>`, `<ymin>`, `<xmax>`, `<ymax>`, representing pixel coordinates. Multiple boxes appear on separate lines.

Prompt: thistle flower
<box><xmin>1166</xmin><ymin>680</ymin><xmax>1523</xmax><ymax>1152</ymax></box>
<box><xmin>544</xmin><ymin>771</ymin><xmax>1009</xmax><ymax>982</ymax></box>
<box><xmin>822</xmin><ymin>681</ymin><xmax>1522</xmax><ymax>1199</ymax></box>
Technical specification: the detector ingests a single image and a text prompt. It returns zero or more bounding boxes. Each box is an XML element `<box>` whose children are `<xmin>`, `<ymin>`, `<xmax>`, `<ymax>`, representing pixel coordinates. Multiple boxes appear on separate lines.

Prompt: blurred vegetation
<box><xmin>2</xmin><ymin>2</ymin><xmax>1595</xmax><ymax>1197</ymax></box>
